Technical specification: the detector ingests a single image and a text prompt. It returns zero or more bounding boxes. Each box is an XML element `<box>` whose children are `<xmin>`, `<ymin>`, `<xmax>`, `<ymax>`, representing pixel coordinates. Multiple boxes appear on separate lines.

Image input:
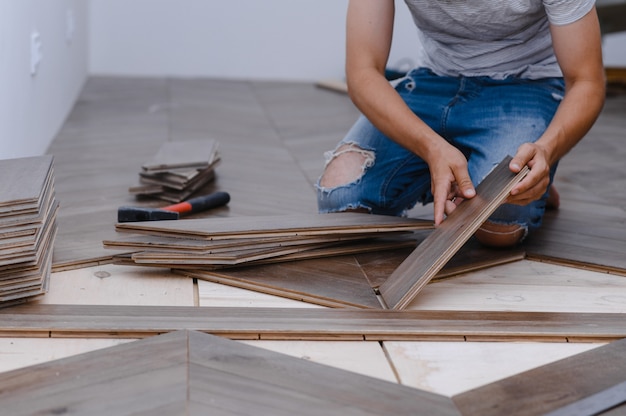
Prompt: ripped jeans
<box><xmin>316</xmin><ymin>68</ymin><xmax>564</xmax><ymax>231</ymax></box>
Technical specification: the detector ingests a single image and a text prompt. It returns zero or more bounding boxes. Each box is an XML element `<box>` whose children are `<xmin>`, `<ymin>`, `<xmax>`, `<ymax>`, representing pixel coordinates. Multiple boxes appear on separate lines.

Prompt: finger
<box><xmin>433</xmin><ymin>188</ymin><xmax>447</xmax><ymax>226</ymax></box>
<box><xmin>508</xmin><ymin>177</ymin><xmax>550</xmax><ymax>205</ymax></box>
<box><xmin>452</xmin><ymin>169</ymin><xmax>475</xmax><ymax>199</ymax></box>
<box><xmin>444</xmin><ymin>199</ymin><xmax>457</xmax><ymax>216</ymax></box>
<box><xmin>511</xmin><ymin>161</ymin><xmax>549</xmax><ymax>197</ymax></box>
<box><xmin>509</xmin><ymin>144</ymin><xmax>535</xmax><ymax>173</ymax></box>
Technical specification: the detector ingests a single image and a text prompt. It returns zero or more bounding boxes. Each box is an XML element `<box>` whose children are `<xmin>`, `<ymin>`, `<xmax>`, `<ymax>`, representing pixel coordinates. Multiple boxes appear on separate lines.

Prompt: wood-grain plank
<box><xmin>188</xmin><ymin>331</ymin><xmax>459</xmax><ymax>416</ymax></box>
<box><xmin>452</xmin><ymin>337</ymin><xmax>626</xmax><ymax>416</ymax></box>
<box><xmin>115</xmin><ymin>212</ymin><xmax>432</xmax><ymax>240</ymax></box>
<box><xmin>0</xmin><ymin>329</ymin><xmax>459</xmax><ymax>415</ymax></box>
<box><xmin>379</xmin><ymin>157</ymin><xmax>529</xmax><ymax>310</ymax></box>
<box><xmin>1</xmin><ymin>304</ymin><xmax>625</xmax><ymax>342</ymax></box>
<box><xmin>356</xmin><ymin>237</ymin><xmax>526</xmax><ymax>289</ymax></box>
<box><xmin>0</xmin><ymin>330</ymin><xmax>189</xmax><ymax>416</ymax></box>
<box><xmin>180</xmin><ymin>254</ymin><xmax>382</xmax><ymax>309</ymax></box>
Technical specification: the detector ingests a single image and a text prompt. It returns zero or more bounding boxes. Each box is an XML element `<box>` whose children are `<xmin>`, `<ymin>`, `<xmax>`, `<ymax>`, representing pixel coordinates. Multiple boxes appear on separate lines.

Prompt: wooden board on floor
<box><xmin>115</xmin><ymin>212</ymin><xmax>433</xmax><ymax>240</ymax></box>
<box><xmin>141</xmin><ymin>139</ymin><xmax>219</xmax><ymax>172</ymax></box>
<box><xmin>1</xmin><ymin>304</ymin><xmax>626</xmax><ymax>342</ymax></box>
<box><xmin>452</xmin><ymin>337</ymin><xmax>626</xmax><ymax>415</ymax></box>
<box><xmin>379</xmin><ymin>157</ymin><xmax>529</xmax><ymax>310</ymax></box>
<box><xmin>0</xmin><ymin>155</ymin><xmax>53</xmax><ymax>212</ymax></box>
<box><xmin>174</xmin><ymin>237</ymin><xmax>522</xmax><ymax>309</ymax></box>
<box><xmin>179</xmin><ymin>254</ymin><xmax>383</xmax><ymax>309</ymax></box>
<box><xmin>525</xmin><ymin>204</ymin><xmax>626</xmax><ymax>276</ymax></box>
<box><xmin>0</xmin><ymin>330</ymin><xmax>459</xmax><ymax>416</ymax></box>
<box><xmin>103</xmin><ymin>231</ymin><xmax>411</xmax><ymax>255</ymax></box>
<box><xmin>356</xmin><ymin>237</ymin><xmax>526</xmax><ymax>289</ymax></box>
<box><xmin>128</xmin><ymin>235</ymin><xmax>417</xmax><ymax>269</ymax></box>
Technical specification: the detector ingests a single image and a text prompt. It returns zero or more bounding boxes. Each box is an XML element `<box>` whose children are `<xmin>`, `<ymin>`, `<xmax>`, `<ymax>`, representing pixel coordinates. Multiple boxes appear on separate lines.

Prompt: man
<box><xmin>316</xmin><ymin>0</ymin><xmax>605</xmax><ymax>247</ymax></box>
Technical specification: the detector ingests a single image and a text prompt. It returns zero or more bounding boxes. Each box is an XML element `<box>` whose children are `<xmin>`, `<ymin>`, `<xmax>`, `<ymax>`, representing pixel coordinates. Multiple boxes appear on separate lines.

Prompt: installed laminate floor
<box><xmin>1</xmin><ymin>76</ymin><xmax>625</xmax><ymax>412</ymax></box>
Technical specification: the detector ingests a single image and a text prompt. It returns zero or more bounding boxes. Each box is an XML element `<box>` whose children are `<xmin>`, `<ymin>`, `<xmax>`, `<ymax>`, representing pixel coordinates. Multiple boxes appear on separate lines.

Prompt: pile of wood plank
<box><xmin>104</xmin><ymin>213</ymin><xmax>434</xmax><ymax>269</ymax></box>
<box><xmin>0</xmin><ymin>155</ymin><xmax>58</xmax><ymax>306</ymax></box>
<box><xmin>129</xmin><ymin>139</ymin><xmax>220</xmax><ymax>202</ymax></box>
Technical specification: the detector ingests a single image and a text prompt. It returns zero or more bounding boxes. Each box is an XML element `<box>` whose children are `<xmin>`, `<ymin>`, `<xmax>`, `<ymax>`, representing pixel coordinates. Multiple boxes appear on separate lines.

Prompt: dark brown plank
<box><xmin>543</xmin><ymin>380</ymin><xmax>626</xmax><ymax>416</ymax></box>
<box><xmin>187</xmin><ymin>331</ymin><xmax>460</xmax><ymax>416</ymax></box>
<box><xmin>2</xmin><ymin>304</ymin><xmax>626</xmax><ymax>342</ymax></box>
<box><xmin>525</xmin><ymin>205</ymin><xmax>626</xmax><ymax>275</ymax></box>
<box><xmin>453</xmin><ymin>338</ymin><xmax>626</xmax><ymax>416</ymax></box>
<box><xmin>0</xmin><ymin>330</ymin><xmax>459</xmax><ymax>416</ymax></box>
<box><xmin>180</xmin><ymin>254</ymin><xmax>383</xmax><ymax>309</ymax></box>
<box><xmin>115</xmin><ymin>212</ymin><xmax>433</xmax><ymax>240</ymax></box>
<box><xmin>0</xmin><ymin>329</ymin><xmax>189</xmax><ymax>415</ymax></box>
<box><xmin>379</xmin><ymin>157</ymin><xmax>529</xmax><ymax>309</ymax></box>
<box><xmin>128</xmin><ymin>235</ymin><xmax>417</xmax><ymax>268</ymax></box>
<box><xmin>356</xmin><ymin>236</ymin><xmax>526</xmax><ymax>289</ymax></box>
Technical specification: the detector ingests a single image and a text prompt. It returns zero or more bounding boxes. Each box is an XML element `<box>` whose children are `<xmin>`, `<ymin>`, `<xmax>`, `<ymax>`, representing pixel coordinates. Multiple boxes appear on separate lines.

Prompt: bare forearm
<box><xmin>346</xmin><ymin>68</ymin><xmax>446</xmax><ymax>163</ymax></box>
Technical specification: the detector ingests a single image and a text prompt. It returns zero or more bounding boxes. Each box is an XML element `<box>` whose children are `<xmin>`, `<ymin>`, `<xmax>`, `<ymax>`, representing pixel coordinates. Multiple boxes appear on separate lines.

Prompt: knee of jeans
<box><xmin>318</xmin><ymin>143</ymin><xmax>375</xmax><ymax>189</ymax></box>
<box><xmin>316</xmin><ymin>143</ymin><xmax>376</xmax><ymax>213</ymax></box>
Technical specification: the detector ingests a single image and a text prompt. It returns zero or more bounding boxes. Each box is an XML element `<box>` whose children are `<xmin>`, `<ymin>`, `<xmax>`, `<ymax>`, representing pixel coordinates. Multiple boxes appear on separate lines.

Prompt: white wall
<box><xmin>0</xmin><ymin>0</ymin><xmax>88</xmax><ymax>160</ymax></box>
<box><xmin>88</xmin><ymin>0</ymin><xmax>421</xmax><ymax>81</ymax></box>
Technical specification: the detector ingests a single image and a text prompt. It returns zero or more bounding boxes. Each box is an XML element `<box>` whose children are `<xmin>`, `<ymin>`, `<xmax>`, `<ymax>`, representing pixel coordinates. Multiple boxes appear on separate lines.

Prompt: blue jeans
<box><xmin>316</xmin><ymin>68</ymin><xmax>564</xmax><ymax>231</ymax></box>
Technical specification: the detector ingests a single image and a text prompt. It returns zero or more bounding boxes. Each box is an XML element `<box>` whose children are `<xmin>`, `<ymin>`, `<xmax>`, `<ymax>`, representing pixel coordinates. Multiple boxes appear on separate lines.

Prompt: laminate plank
<box><xmin>1</xmin><ymin>304</ymin><xmax>625</xmax><ymax>342</ymax></box>
<box><xmin>0</xmin><ymin>329</ymin><xmax>189</xmax><ymax>416</ymax></box>
<box><xmin>127</xmin><ymin>235</ymin><xmax>417</xmax><ymax>269</ymax></box>
<box><xmin>0</xmin><ymin>155</ymin><xmax>53</xmax><ymax>209</ymax></box>
<box><xmin>141</xmin><ymin>139</ymin><xmax>219</xmax><ymax>172</ymax></box>
<box><xmin>356</xmin><ymin>237</ymin><xmax>525</xmax><ymax>289</ymax></box>
<box><xmin>115</xmin><ymin>212</ymin><xmax>432</xmax><ymax>240</ymax></box>
<box><xmin>525</xmin><ymin>207</ymin><xmax>626</xmax><ymax>275</ymax></box>
<box><xmin>180</xmin><ymin>254</ymin><xmax>382</xmax><ymax>309</ymax></box>
<box><xmin>379</xmin><ymin>157</ymin><xmax>529</xmax><ymax>310</ymax></box>
<box><xmin>452</xmin><ymin>338</ymin><xmax>626</xmax><ymax>416</ymax></box>
<box><xmin>0</xmin><ymin>329</ymin><xmax>458</xmax><ymax>415</ymax></box>
<box><xmin>187</xmin><ymin>331</ymin><xmax>459</xmax><ymax>416</ymax></box>
<box><xmin>543</xmin><ymin>380</ymin><xmax>626</xmax><ymax>416</ymax></box>
<box><xmin>103</xmin><ymin>232</ymin><xmax>397</xmax><ymax>253</ymax></box>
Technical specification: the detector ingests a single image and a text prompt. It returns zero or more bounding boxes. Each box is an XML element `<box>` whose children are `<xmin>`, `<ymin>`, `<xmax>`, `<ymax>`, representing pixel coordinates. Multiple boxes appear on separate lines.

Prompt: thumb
<box><xmin>456</xmin><ymin>175</ymin><xmax>475</xmax><ymax>199</ymax></box>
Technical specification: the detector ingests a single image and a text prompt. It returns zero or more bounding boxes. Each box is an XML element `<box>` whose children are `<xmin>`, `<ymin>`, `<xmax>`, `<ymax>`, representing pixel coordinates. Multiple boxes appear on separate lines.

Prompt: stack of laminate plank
<box><xmin>104</xmin><ymin>213</ymin><xmax>434</xmax><ymax>269</ymax></box>
<box><xmin>129</xmin><ymin>139</ymin><xmax>220</xmax><ymax>202</ymax></box>
<box><xmin>0</xmin><ymin>155</ymin><xmax>58</xmax><ymax>306</ymax></box>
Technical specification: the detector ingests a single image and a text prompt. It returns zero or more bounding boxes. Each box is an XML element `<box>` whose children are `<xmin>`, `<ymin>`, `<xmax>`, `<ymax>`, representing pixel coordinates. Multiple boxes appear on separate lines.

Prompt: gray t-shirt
<box><xmin>403</xmin><ymin>0</ymin><xmax>596</xmax><ymax>79</ymax></box>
